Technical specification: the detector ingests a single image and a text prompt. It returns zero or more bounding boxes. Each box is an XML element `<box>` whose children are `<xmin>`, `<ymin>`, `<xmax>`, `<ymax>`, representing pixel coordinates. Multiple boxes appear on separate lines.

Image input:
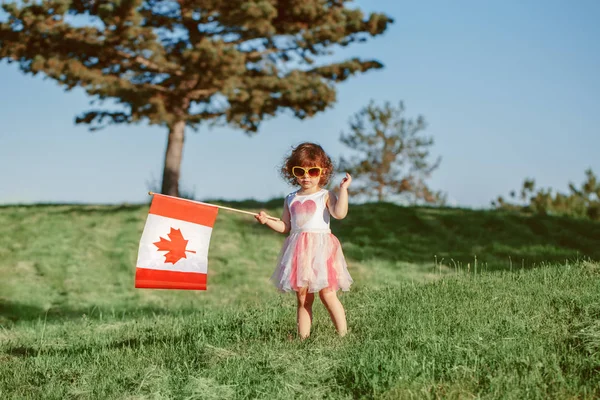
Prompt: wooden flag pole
<box><xmin>148</xmin><ymin>192</ymin><xmax>281</xmax><ymax>221</ymax></box>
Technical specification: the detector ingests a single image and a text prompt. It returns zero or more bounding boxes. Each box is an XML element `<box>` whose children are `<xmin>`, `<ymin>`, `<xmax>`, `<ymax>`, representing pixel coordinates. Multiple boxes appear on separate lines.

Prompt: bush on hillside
<box><xmin>492</xmin><ymin>169</ymin><xmax>600</xmax><ymax>221</ymax></box>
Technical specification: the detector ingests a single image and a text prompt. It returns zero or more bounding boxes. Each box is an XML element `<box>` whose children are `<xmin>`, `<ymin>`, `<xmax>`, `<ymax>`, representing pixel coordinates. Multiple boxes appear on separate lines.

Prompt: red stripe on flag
<box><xmin>149</xmin><ymin>194</ymin><xmax>218</xmax><ymax>227</ymax></box>
<box><xmin>135</xmin><ymin>268</ymin><xmax>207</xmax><ymax>290</ymax></box>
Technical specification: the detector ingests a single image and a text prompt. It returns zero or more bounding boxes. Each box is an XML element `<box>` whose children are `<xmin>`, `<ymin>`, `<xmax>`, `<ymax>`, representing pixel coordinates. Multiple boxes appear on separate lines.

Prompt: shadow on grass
<box><xmin>4</xmin><ymin>336</ymin><xmax>151</xmax><ymax>358</ymax></box>
<box><xmin>0</xmin><ymin>299</ymin><xmax>184</xmax><ymax>325</ymax></box>
<box><xmin>331</xmin><ymin>203</ymin><xmax>600</xmax><ymax>270</ymax></box>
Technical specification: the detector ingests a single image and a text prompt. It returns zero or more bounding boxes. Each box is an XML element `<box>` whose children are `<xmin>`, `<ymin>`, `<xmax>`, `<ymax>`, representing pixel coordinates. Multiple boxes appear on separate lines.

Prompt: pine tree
<box><xmin>338</xmin><ymin>100</ymin><xmax>445</xmax><ymax>204</ymax></box>
<box><xmin>0</xmin><ymin>0</ymin><xmax>392</xmax><ymax>196</ymax></box>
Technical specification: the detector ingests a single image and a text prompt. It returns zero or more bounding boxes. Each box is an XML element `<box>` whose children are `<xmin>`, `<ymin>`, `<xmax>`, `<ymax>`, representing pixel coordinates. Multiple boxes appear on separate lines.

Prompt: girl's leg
<box><xmin>296</xmin><ymin>288</ymin><xmax>315</xmax><ymax>339</ymax></box>
<box><xmin>319</xmin><ymin>288</ymin><xmax>347</xmax><ymax>337</ymax></box>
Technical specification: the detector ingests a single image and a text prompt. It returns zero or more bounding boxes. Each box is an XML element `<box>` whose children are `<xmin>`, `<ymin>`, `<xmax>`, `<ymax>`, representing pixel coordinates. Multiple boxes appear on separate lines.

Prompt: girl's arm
<box><xmin>327</xmin><ymin>173</ymin><xmax>352</xmax><ymax>219</ymax></box>
<box><xmin>255</xmin><ymin>199</ymin><xmax>291</xmax><ymax>234</ymax></box>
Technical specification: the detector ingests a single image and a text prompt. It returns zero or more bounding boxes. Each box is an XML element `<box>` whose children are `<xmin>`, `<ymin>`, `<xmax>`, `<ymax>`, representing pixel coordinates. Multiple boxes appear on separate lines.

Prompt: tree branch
<box><xmin>115</xmin><ymin>50</ymin><xmax>182</xmax><ymax>77</ymax></box>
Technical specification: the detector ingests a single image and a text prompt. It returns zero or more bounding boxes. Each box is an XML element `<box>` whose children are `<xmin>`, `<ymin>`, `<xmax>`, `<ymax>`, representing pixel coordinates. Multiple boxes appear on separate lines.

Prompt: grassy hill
<box><xmin>1</xmin><ymin>201</ymin><xmax>599</xmax><ymax>398</ymax></box>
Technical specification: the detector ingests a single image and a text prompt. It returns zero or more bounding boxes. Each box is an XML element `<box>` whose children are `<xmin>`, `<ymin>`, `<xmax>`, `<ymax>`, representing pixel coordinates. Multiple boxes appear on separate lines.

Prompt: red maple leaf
<box><xmin>153</xmin><ymin>228</ymin><xmax>196</xmax><ymax>264</ymax></box>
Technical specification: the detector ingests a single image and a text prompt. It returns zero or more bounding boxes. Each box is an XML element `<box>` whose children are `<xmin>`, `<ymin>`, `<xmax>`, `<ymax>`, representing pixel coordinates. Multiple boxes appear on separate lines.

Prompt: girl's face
<box><xmin>292</xmin><ymin>164</ymin><xmax>324</xmax><ymax>192</ymax></box>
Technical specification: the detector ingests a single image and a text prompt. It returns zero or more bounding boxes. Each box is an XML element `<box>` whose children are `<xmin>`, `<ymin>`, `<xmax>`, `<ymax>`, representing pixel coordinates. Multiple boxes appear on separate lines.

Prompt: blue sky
<box><xmin>1</xmin><ymin>0</ymin><xmax>598</xmax><ymax>208</ymax></box>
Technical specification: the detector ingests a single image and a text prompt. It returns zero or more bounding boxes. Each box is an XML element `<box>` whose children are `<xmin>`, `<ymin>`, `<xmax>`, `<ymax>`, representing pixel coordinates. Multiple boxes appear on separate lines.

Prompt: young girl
<box><xmin>255</xmin><ymin>142</ymin><xmax>353</xmax><ymax>339</ymax></box>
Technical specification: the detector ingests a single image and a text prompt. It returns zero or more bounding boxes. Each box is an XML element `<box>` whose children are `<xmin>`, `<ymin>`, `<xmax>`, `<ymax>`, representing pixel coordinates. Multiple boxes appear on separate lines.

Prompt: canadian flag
<box><xmin>135</xmin><ymin>193</ymin><xmax>219</xmax><ymax>290</ymax></box>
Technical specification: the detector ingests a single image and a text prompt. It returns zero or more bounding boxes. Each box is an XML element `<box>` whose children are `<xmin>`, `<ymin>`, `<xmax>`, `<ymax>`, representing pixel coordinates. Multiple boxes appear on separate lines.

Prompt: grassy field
<box><xmin>1</xmin><ymin>201</ymin><xmax>599</xmax><ymax>399</ymax></box>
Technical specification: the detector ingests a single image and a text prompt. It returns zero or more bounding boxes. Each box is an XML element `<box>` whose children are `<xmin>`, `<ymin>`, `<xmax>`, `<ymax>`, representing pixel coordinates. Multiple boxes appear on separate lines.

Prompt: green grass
<box><xmin>1</xmin><ymin>202</ymin><xmax>599</xmax><ymax>398</ymax></box>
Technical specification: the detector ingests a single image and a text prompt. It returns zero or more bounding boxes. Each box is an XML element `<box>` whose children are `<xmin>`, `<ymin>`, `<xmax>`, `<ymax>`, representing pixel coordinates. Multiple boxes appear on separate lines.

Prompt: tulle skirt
<box><xmin>270</xmin><ymin>231</ymin><xmax>353</xmax><ymax>293</ymax></box>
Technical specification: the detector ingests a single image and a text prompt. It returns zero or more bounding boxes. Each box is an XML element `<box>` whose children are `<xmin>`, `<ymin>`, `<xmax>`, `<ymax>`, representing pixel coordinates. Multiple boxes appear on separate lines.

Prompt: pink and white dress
<box><xmin>270</xmin><ymin>189</ymin><xmax>353</xmax><ymax>293</ymax></box>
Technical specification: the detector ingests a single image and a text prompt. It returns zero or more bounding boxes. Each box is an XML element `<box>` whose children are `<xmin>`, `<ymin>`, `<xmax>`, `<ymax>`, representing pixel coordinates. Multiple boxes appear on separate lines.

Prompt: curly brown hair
<box><xmin>280</xmin><ymin>142</ymin><xmax>334</xmax><ymax>187</ymax></box>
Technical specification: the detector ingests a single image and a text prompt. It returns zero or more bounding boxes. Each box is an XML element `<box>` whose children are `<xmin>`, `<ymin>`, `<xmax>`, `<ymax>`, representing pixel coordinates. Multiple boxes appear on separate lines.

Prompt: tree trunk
<box><xmin>161</xmin><ymin>120</ymin><xmax>186</xmax><ymax>196</ymax></box>
<box><xmin>377</xmin><ymin>184</ymin><xmax>384</xmax><ymax>202</ymax></box>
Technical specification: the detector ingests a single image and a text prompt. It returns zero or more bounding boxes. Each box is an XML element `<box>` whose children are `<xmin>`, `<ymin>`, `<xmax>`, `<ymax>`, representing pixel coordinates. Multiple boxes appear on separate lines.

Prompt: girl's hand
<box><xmin>255</xmin><ymin>211</ymin><xmax>270</xmax><ymax>224</ymax></box>
<box><xmin>340</xmin><ymin>173</ymin><xmax>352</xmax><ymax>190</ymax></box>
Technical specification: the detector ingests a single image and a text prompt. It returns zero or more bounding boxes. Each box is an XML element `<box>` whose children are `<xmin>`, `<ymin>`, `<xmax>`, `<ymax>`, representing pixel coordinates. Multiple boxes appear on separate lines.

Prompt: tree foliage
<box><xmin>0</xmin><ymin>0</ymin><xmax>392</xmax><ymax>196</ymax></box>
<box><xmin>492</xmin><ymin>169</ymin><xmax>600</xmax><ymax>221</ymax></box>
<box><xmin>338</xmin><ymin>100</ymin><xmax>445</xmax><ymax>204</ymax></box>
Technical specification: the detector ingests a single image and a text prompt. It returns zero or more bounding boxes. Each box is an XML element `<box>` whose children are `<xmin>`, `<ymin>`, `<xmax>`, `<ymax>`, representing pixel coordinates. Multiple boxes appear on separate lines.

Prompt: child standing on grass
<box><xmin>255</xmin><ymin>142</ymin><xmax>353</xmax><ymax>339</ymax></box>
